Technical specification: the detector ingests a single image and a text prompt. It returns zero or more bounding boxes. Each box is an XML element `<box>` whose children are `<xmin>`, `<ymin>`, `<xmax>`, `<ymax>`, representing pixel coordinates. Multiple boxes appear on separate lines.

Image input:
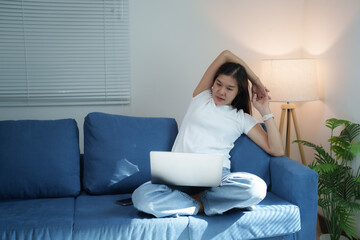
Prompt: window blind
<box><xmin>0</xmin><ymin>0</ymin><xmax>130</xmax><ymax>106</ymax></box>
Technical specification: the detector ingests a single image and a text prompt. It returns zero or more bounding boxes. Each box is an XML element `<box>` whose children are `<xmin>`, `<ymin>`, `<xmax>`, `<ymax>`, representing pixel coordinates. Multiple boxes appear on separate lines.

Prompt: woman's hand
<box><xmin>252</xmin><ymin>90</ymin><xmax>271</xmax><ymax>116</ymax></box>
<box><xmin>251</xmin><ymin>80</ymin><xmax>269</xmax><ymax>100</ymax></box>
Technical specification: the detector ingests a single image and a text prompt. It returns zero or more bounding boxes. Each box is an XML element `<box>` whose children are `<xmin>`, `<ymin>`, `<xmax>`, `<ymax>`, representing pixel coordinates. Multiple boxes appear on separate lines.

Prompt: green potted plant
<box><xmin>295</xmin><ymin>118</ymin><xmax>360</xmax><ymax>240</ymax></box>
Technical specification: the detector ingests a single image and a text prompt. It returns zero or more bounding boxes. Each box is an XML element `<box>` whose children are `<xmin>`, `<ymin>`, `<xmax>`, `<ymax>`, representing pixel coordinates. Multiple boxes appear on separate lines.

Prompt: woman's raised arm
<box><xmin>193</xmin><ymin>50</ymin><xmax>266</xmax><ymax>97</ymax></box>
<box><xmin>247</xmin><ymin>91</ymin><xmax>284</xmax><ymax>156</ymax></box>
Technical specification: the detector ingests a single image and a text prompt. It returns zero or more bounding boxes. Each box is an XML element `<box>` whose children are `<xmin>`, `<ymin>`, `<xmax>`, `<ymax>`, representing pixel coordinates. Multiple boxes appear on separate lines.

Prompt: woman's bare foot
<box><xmin>191</xmin><ymin>193</ymin><xmax>204</xmax><ymax>214</ymax></box>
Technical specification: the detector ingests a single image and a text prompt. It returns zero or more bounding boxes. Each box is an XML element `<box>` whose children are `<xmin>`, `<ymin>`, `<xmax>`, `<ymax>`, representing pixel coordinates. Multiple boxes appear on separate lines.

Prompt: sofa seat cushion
<box><xmin>187</xmin><ymin>192</ymin><xmax>300</xmax><ymax>240</ymax></box>
<box><xmin>73</xmin><ymin>193</ymin><xmax>189</xmax><ymax>240</ymax></box>
<box><xmin>83</xmin><ymin>112</ymin><xmax>178</xmax><ymax>194</ymax></box>
<box><xmin>0</xmin><ymin>197</ymin><xmax>75</xmax><ymax>240</ymax></box>
<box><xmin>73</xmin><ymin>192</ymin><xmax>299</xmax><ymax>240</ymax></box>
<box><xmin>0</xmin><ymin>119</ymin><xmax>80</xmax><ymax>200</ymax></box>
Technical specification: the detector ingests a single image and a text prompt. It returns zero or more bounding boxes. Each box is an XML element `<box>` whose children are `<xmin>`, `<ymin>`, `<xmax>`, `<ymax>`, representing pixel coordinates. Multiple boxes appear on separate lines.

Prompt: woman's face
<box><xmin>212</xmin><ymin>74</ymin><xmax>239</xmax><ymax>106</ymax></box>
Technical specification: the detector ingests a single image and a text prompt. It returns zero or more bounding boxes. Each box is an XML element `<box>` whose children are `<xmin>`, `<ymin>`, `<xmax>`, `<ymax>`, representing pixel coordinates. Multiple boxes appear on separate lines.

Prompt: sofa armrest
<box><xmin>270</xmin><ymin>156</ymin><xmax>318</xmax><ymax>240</ymax></box>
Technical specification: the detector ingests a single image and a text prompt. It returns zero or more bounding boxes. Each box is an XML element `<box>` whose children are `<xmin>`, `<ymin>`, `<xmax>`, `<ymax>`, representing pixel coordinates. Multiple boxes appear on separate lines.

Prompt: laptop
<box><xmin>150</xmin><ymin>151</ymin><xmax>224</xmax><ymax>187</ymax></box>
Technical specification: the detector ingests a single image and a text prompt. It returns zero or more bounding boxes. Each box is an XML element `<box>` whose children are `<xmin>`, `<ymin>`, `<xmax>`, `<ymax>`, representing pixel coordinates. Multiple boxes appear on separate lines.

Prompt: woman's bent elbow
<box><xmin>268</xmin><ymin>148</ymin><xmax>284</xmax><ymax>157</ymax></box>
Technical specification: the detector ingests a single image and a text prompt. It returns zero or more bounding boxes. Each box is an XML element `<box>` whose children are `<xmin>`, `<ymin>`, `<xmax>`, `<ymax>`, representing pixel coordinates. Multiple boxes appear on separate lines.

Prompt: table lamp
<box><xmin>261</xmin><ymin>58</ymin><xmax>319</xmax><ymax>165</ymax></box>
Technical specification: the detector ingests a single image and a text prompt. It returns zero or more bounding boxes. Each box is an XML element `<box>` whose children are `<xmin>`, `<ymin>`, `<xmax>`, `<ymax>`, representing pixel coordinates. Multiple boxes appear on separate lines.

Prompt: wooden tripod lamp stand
<box><xmin>279</xmin><ymin>102</ymin><xmax>306</xmax><ymax>165</ymax></box>
<box><xmin>261</xmin><ymin>58</ymin><xmax>319</xmax><ymax>165</ymax></box>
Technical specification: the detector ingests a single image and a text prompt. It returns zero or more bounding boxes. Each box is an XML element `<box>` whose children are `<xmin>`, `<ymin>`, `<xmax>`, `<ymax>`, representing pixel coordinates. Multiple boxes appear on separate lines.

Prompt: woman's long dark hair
<box><xmin>213</xmin><ymin>62</ymin><xmax>252</xmax><ymax>115</ymax></box>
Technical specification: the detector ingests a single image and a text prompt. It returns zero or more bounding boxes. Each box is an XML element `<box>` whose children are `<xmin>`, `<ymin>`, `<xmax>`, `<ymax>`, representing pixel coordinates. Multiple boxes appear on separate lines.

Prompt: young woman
<box><xmin>132</xmin><ymin>50</ymin><xmax>284</xmax><ymax>217</ymax></box>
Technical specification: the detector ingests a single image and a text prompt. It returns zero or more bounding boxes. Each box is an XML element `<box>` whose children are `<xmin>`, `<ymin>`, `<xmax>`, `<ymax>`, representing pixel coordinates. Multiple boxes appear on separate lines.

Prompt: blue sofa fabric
<box><xmin>187</xmin><ymin>192</ymin><xmax>300</xmax><ymax>240</ymax></box>
<box><xmin>230</xmin><ymin>134</ymin><xmax>271</xmax><ymax>187</ymax></box>
<box><xmin>0</xmin><ymin>119</ymin><xmax>80</xmax><ymax>200</ymax></box>
<box><xmin>0</xmin><ymin>197</ymin><xmax>74</xmax><ymax>240</ymax></box>
<box><xmin>72</xmin><ymin>192</ymin><xmax>299</xmax><ymax>240</ymax></box>
<box><xmin>270</xmin><ymin>156</ymin><xmax>319</xmax><ymax>240</ymax></box>
<box><xmin>73</xmin><ymin>193</ymin><xmax>189</xmax><ymax>240</ymax></box>
<box><xmin>83</xmin><ymin>112</ymin><xmax>178</xmax><ymax>194</ymax></box>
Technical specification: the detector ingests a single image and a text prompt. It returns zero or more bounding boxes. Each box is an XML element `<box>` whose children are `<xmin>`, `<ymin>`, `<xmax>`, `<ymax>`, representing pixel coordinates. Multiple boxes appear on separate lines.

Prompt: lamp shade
<box><xmin>260</xmin><ymin>59</ymin><xmax>319</xmax><ymax>102</ymax></box>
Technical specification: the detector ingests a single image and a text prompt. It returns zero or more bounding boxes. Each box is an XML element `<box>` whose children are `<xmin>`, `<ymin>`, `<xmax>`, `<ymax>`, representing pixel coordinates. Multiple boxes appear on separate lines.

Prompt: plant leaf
<box><xmin>326</xmin><ymin>118</ymin><xmax>350</xmax><ymax>131</ymax></box>
<box><xmin>294</xmin><ymin>140</ymin><xmax>336</xmax><ymax>171</ymax></box>
<box><xmin>338</xmin><ymin>208</ymin><xmax>360</xmax><ymax>239</ymax></box>
<box><xmin>340</xmin><ymin>123</ymin><xmax>360</xmax><ymax>143</ymax></box>
<box><xmin>332</xmin><ymin>144</ymin><xmax>355</xmax><ymax>162</ymax></box>
<box><xmin>351</xmin><ymin>142</ymin><xmax>360</xmax><ymax>156</ymax></box>
<box><xmin>313</xmin><ymin>163</ymin><xmax>337</xmax><ymax>174</ymax></box>
<box><xmin>328</xmin><ymin>122</ymin><xmax>360</xmax><ymax>163</ymax></box>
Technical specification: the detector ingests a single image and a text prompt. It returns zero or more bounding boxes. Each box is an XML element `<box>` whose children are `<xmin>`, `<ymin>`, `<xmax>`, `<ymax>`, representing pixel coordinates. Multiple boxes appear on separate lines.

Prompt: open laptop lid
<box><xmin>150</xmin><ymin>151</ymin><xmax>223</xmax><ymax>187</ymax></box>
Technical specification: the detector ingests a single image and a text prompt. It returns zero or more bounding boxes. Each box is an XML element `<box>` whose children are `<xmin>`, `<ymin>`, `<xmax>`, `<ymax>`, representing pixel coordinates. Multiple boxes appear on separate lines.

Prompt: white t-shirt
<box><xmin>172</xmin><ymin>89</ymin><xmax>258</xmax><ymax>169</ymax></box>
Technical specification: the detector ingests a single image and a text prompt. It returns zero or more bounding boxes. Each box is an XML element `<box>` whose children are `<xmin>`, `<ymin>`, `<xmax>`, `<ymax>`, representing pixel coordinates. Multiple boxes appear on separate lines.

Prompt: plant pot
<box><xmin>319</xmin><ymin>234</ymin><xmax>349</xmax><ymax>240</ymax></box>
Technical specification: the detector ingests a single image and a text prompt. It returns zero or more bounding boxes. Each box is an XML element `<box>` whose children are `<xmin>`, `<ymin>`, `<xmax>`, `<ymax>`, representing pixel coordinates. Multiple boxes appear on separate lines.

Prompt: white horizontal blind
<box><xmin>0</xmin><ymin>0</ymin><xmax>130</xmax><ymax>106</ymax></box>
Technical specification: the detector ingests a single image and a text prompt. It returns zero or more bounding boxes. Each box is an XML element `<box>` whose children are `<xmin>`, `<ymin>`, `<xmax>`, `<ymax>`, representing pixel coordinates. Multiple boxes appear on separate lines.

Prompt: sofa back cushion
<box><xmin>0</xmin><ymin>119</ymin><xmax>81</xmax><ymax>200</ymax></box>
<box><xmin>83</xmin><ymin>112</ymin><xmax>178</xmax><ymax>194</ymax></box>
<box><xmin>230</xmin><ymin>134</ymin><xmax>271</xmax><ymax>187</ymax></box>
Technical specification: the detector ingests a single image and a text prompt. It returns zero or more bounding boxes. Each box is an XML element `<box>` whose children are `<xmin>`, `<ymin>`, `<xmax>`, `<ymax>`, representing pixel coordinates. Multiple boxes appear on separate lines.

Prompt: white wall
<box><xmin>0</xmin><ymin>0</ymin><xmax>306</xmax><ymax>153</ymax></box>
<box><xmin>129</xmin><ymin>0</ymin><xmax>305</xmax><ymax>124</ymax></box>
<box><xmin>296</xmin><ymin>0</ymin><xmax>360</xmax><ymax>162</ymax></box>
<box><xmin>302</xmin><ymin>0</ymin><xmax>360</xmax><ymax>234</ymax></box>
<box><xmin>129</xmin><ymin>0</ymin><xmax>307</xmax><ymax>157</ymax></box>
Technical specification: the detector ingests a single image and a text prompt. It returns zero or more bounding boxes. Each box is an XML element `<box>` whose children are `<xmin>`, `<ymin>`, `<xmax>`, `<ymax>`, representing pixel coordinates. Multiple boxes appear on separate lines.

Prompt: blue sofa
<box><xmin>0</xmin><ymin>112</ymin><xmax>318</xmax><ymax>240</ymax></box>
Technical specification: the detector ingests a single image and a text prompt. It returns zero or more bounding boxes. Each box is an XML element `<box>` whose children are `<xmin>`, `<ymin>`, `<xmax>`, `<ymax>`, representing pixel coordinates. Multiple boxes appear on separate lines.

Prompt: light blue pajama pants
<box><xmin>132</xmin><ymin>168</ymin><xmax>267</xmax><ymax>217</ymax></box>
